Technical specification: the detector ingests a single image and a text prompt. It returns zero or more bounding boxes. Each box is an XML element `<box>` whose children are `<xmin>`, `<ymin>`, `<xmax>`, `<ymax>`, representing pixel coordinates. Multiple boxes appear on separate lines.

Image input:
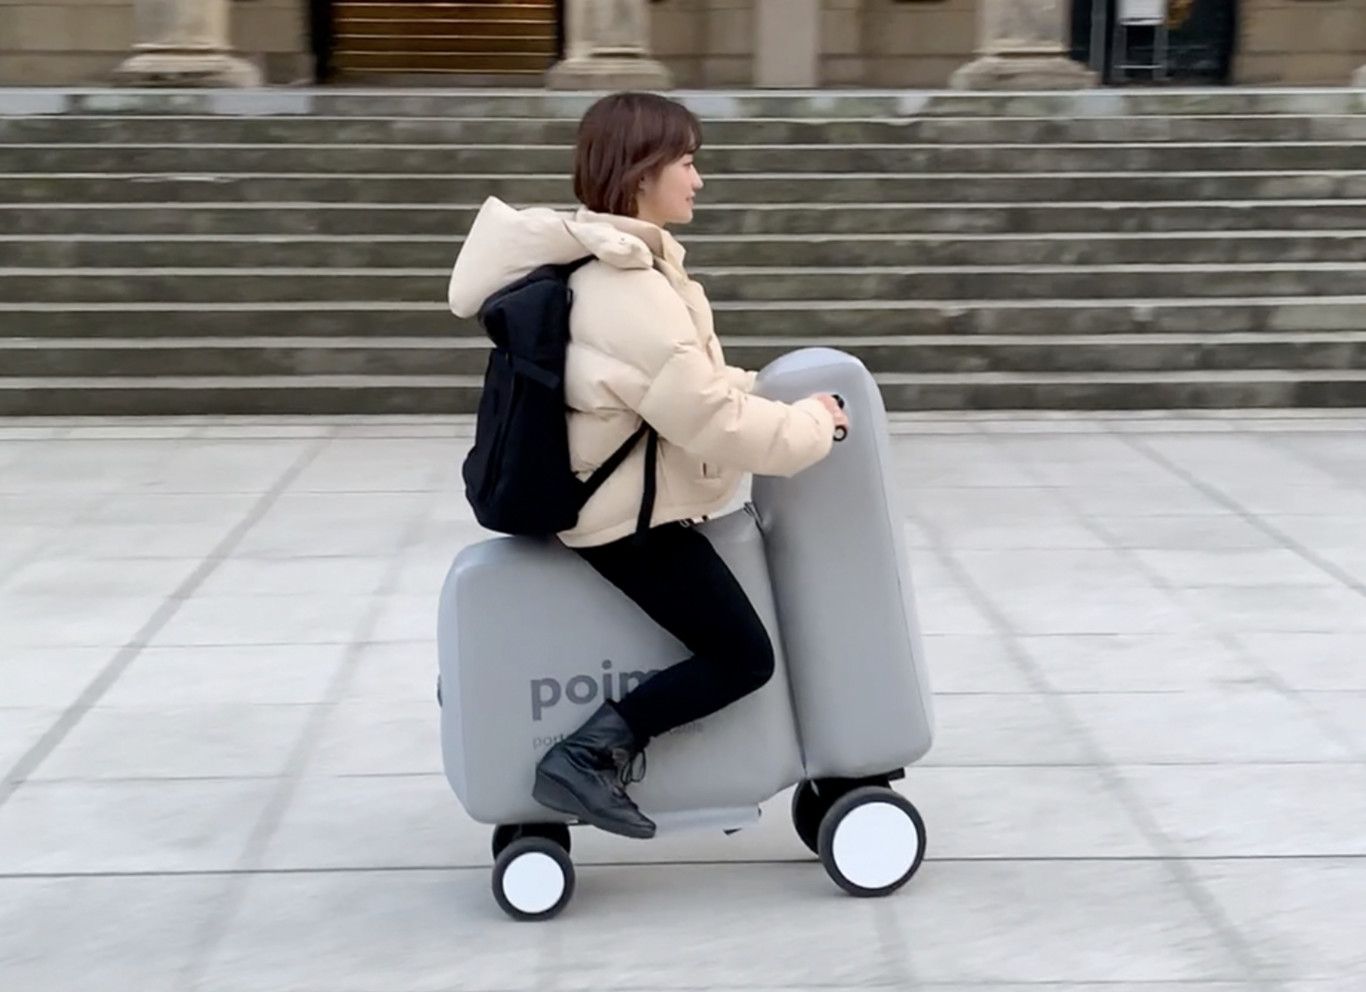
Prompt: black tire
<box><xmin>817</xmin><ymin>786</ymin><xmax>926</xmax><ymax>898</ymax></box>
<box><xmin>790</xmin><ymin>781</ymin><xmax>830</xmax><ymax>855</ymax></box>
<box><xmin>491</xmin><ymin>837</ymin><xmax>576</xmax><ymax>922</ymax></box>
<box><xmin>790</xmin><ymin>777</ymin><xmax>889</xmax><ymax>856</ymax></box>
<box><xmin>492</xmin><ymin>822</ymin><xmax>572</xmax><ymax>861</ymax></box>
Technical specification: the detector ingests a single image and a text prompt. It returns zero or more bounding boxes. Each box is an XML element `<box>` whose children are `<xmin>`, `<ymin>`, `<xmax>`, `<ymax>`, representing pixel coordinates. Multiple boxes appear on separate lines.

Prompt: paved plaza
<box><xmin>1</xmin><ymin>411</ymin><xmax>1364</xmax><ymax>992</ymax></box>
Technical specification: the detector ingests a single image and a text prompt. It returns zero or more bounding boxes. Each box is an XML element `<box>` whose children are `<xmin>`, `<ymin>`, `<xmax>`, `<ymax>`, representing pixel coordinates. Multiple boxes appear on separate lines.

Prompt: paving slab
<box><xmin>1190</xmin><ymin>859</ymin><xmax>1366</xmax><ymax>982</ymax></box>
<box><xmin>0</xmin><ymin>779</ymin><xmax>274</xmax><ymax>873</ymax></box>
<box><xmin>0</xmin><ymin>875</ymin><xmax>231</xmax><ymax>992</ymax></box>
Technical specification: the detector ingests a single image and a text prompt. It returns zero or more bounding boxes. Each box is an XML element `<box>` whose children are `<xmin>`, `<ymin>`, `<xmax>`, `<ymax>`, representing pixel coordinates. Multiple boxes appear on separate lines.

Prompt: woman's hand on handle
<box><xmin>811</xmin><ymin>394</ymin><xmax>849</xmax><ymax>440</ymax></box>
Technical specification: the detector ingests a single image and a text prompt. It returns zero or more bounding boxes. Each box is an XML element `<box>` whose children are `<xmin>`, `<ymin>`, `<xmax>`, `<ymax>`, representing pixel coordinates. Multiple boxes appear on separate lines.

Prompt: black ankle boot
<box><xmin>533</xmin><ymin>702</ymin><xmax>656</xmax><ymax>840</ymax></box>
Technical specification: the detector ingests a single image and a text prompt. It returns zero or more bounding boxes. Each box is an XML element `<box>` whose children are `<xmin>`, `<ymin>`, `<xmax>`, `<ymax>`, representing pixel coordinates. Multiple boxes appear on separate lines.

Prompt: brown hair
<box><xmin>573</xmin><ymin>92</ymin><xmax>702</xmax><ymax>218</ymax></box>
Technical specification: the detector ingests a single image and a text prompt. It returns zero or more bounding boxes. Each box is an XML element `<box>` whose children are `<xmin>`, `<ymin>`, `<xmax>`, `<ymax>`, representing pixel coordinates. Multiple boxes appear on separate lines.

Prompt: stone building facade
<box><xmin>2</xmin><ymin>0</ymin><xmax>1364</xmax><ymax>88</ymax></box>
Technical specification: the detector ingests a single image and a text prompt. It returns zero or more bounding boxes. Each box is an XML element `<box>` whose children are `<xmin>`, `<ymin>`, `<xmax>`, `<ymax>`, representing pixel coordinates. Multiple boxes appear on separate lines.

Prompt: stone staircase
<box><xmin>331</xmin><ymin>1</ymin><xmax>558</xmax><ymax>80</ymax></box>
<box><xmin>1</xmin><ymin>87</ymin><xmax>1366</xmax><ymax>414</ymax></box>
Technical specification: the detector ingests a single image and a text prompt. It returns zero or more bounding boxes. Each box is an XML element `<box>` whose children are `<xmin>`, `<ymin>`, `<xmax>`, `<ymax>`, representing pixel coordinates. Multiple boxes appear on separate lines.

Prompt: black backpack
<box><xmin>462</xmin><ymin>259</ymin><xmax>657</xmax><ymax>538</ymax></box>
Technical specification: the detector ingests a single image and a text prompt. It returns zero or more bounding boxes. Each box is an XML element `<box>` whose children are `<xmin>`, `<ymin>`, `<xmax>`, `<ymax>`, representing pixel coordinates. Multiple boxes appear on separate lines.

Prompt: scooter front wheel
<box><xmin>791</xmin><ymin>777</ymin><xmax>888</xmax><ymax>856</ymax></box>
<box><xmin>817</xmin><ymin>787</ymin><xmax>925</xmax><ymax>898</ymax></box>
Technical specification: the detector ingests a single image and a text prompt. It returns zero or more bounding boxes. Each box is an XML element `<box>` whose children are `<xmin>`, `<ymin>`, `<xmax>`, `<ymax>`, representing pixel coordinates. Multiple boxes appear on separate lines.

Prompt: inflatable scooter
<box><xmin>437</xmin><ymin>349</ymin><xmax>934</xmax><ymax>920</ymax></box>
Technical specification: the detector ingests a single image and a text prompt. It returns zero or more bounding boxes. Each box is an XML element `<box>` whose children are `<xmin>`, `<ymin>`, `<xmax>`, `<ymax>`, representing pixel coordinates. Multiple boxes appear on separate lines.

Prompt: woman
<box><xmin>448</xmin><ymin>92</ymin><xmax>848</xmax><ymax>840</ymax></box>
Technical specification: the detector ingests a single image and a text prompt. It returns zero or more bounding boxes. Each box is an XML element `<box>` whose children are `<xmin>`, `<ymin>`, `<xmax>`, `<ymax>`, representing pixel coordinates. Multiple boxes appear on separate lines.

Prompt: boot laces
<box><xmin>615</xmin><ymin>750</ymin><xmax>647</xmax><ymax>788</ymax></box>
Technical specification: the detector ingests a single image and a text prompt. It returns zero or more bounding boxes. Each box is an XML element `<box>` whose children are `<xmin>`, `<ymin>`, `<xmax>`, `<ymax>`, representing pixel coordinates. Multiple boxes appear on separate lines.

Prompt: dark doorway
<box><xmin>314</xmin><ymin>0</ymin><xmax>563</xmax><ymax>84</ymax></box>
<box><xmin>310</xmin><ymin>0</ymin><xmax>335</xmax><ymax>83</ymax></box>
<box><xmin>1071</xmin><ymin>0</ymin><xmax>1239</xmax><ymax>85</ymax></box>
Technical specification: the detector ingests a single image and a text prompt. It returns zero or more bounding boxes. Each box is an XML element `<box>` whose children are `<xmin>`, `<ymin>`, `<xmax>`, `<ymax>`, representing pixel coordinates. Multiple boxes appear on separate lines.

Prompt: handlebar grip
<box><xmin>831</xmin><ymin>394</ymin><xmax>848</xmax><ymax>441</ymax></box>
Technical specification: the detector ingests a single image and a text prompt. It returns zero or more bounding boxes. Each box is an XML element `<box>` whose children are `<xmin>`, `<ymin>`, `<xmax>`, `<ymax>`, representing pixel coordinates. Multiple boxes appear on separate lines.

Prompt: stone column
<box><xmin>755</xmin><ymin>0</ymin><xmax>820</xmax><ymax>87</ymax></box>
<box><xmin>547</xmin><ymin>0</ymin><xmax>673</xmax><ymax>89</ymax></box>
<box><xmin>950</xmin><ymin>0</ymin><xmax>1096</xmax><ymax>90</ymax></box>
<box><xmin>114</xmin><ymin>0</ymin><xmax>261</xmax><ymax>87</ymax></box>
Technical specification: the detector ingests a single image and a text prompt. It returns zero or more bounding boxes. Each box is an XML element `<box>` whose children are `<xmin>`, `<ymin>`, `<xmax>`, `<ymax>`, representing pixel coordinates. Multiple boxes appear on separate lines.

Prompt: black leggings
<box><xmin>574</xmin><ymin>522</ymin><xmax>775</xmax><ymax>746</ymax></box>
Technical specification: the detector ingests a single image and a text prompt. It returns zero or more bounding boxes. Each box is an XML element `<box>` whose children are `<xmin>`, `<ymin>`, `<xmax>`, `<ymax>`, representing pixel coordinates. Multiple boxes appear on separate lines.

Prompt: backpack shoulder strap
<box><xmin>581</xmin><ymin>422</ymin><xmax>650</xmax><ymax>502</ymax></box>
<box><xmin>634</xmin><ymin>428</ymin><xmax>659</xmax><ymax>538</ymax></box>
<box><xmin>579</xmin><ymin>422</ymin><xmax>659</xmax><ymax>541</ymax></box>
<box><xmin>557</xmin><ymin>255</ymin><xmax>594</xmax><ymax>279</ymax></box>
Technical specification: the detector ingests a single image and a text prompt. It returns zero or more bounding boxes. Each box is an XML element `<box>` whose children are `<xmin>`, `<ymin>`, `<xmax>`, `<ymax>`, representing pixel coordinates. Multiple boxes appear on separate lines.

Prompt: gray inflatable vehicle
<box><xmin>438</xmin><ymin>349</ymin><xmax>934</xmax><ymax>920</ymax></box>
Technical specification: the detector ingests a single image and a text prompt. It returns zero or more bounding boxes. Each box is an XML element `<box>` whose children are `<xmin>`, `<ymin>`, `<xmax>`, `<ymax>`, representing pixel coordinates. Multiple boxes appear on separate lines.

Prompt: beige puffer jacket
<box><xmin>449</xmin><ymin>197</ymin><xmax>835</xmax><ymax>548</ymax></box>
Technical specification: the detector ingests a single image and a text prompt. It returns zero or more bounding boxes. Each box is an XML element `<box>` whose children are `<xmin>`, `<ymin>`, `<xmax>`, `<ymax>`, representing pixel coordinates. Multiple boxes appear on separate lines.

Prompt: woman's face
<box><xmin>636</xmin><ymin>152</ymin><xmax>703</xmax><ymax>228</ymax></box>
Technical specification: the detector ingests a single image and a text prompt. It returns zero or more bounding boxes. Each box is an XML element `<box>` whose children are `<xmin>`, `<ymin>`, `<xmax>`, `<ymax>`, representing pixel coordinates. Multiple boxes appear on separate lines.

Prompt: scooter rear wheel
<box><xmin>492</xmin><ymin>822</ymin><xmax>572</xmax><ymax>861</ymax></box>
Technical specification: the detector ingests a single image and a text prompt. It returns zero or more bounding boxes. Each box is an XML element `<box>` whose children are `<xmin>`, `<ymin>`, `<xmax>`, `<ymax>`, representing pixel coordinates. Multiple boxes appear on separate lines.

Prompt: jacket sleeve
<box><xmin>616</xmin><ymin>275</ymin><xmax>835</xmax><ymax>477</ymax></box>
<box><xmin>723</xmin><ymin>365</ymin><xmax>758</xmax><ymax>393</ymax></box>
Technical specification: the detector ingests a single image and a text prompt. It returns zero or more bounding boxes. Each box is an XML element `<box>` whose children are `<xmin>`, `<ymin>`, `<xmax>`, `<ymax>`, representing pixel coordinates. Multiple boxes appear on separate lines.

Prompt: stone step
<box><xmin>17</xmin><ymin>89</ymin><xmax>1366</xmax><ymax>120</ymax></box>
<box><xmin>6</xmin><ymin>201</ymin><xmax>1364</xmax><ymax>236</ymax></box>
<box><xmin>873</xmin><ymin>369</ymin><xmax>1366</xmax><ymax>410</ymax></box>
<box><xmin>4</xmin><ymin>368</ymin><xmax>1365</xmax><ymax>415</ymax></box>
<box><xmin>7</xmin><ymin>264</ymin><xmax>1366</xmax><ymax>304</ymax></box>
<box><xmin>5</xmin><ymin>333</ymin><xmax>1363</xmax><ymax>378</ymax></box>
<box><xmin>9</xmin><ymin>172</ymin><xmax>1366</xmax><ymax>205</ymax></box>
<box><xmin>6</xmin><ymin>296</ymin><xmax>1365</xmax><ymax>338</ymax></box>
<box><xmin>0</xmin><ymin>374</ymin><xmax>475</xmax><ymax>415</ymax></box>
<box><xmin>7</xmin><ymin>231</ymin><xmax>1366</xmax><ymax>269</ymax></box>
<box><xmin>5</xmin><ymin>142</ymin><xmax>1366</xmax><ymax>173</ymax></box>
<box><xmin>4</xmin><ymin>115</ymin><xmax>1366</xmax><ymax>145</ymax></box>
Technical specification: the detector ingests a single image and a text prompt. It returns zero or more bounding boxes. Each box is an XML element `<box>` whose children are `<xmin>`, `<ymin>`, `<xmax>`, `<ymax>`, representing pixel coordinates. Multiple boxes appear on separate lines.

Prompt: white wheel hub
<box><xmin>830</xmin><ymin>800</ymin><xmax>922</xmax><ymax>891</ymax></box>
<box><xmin>501</xmin><ymin>851</ymin><xmax>566</xmax><ymax>914</ymax></box>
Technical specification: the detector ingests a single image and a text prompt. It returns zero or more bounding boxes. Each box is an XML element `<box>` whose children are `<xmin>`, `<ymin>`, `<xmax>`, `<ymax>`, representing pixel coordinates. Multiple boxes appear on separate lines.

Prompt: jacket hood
<box><xmin>447</xmin><ymin>197</ymin><xmax>684</xmax><ymax>317</ymax></box>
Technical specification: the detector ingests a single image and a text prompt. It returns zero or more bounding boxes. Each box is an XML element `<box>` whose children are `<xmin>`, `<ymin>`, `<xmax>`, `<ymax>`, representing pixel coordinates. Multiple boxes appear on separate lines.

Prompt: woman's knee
<box><xmin>731</xmin><ymin>624</ymin><xmax>775</xmax><ymax>694</ymax></box>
